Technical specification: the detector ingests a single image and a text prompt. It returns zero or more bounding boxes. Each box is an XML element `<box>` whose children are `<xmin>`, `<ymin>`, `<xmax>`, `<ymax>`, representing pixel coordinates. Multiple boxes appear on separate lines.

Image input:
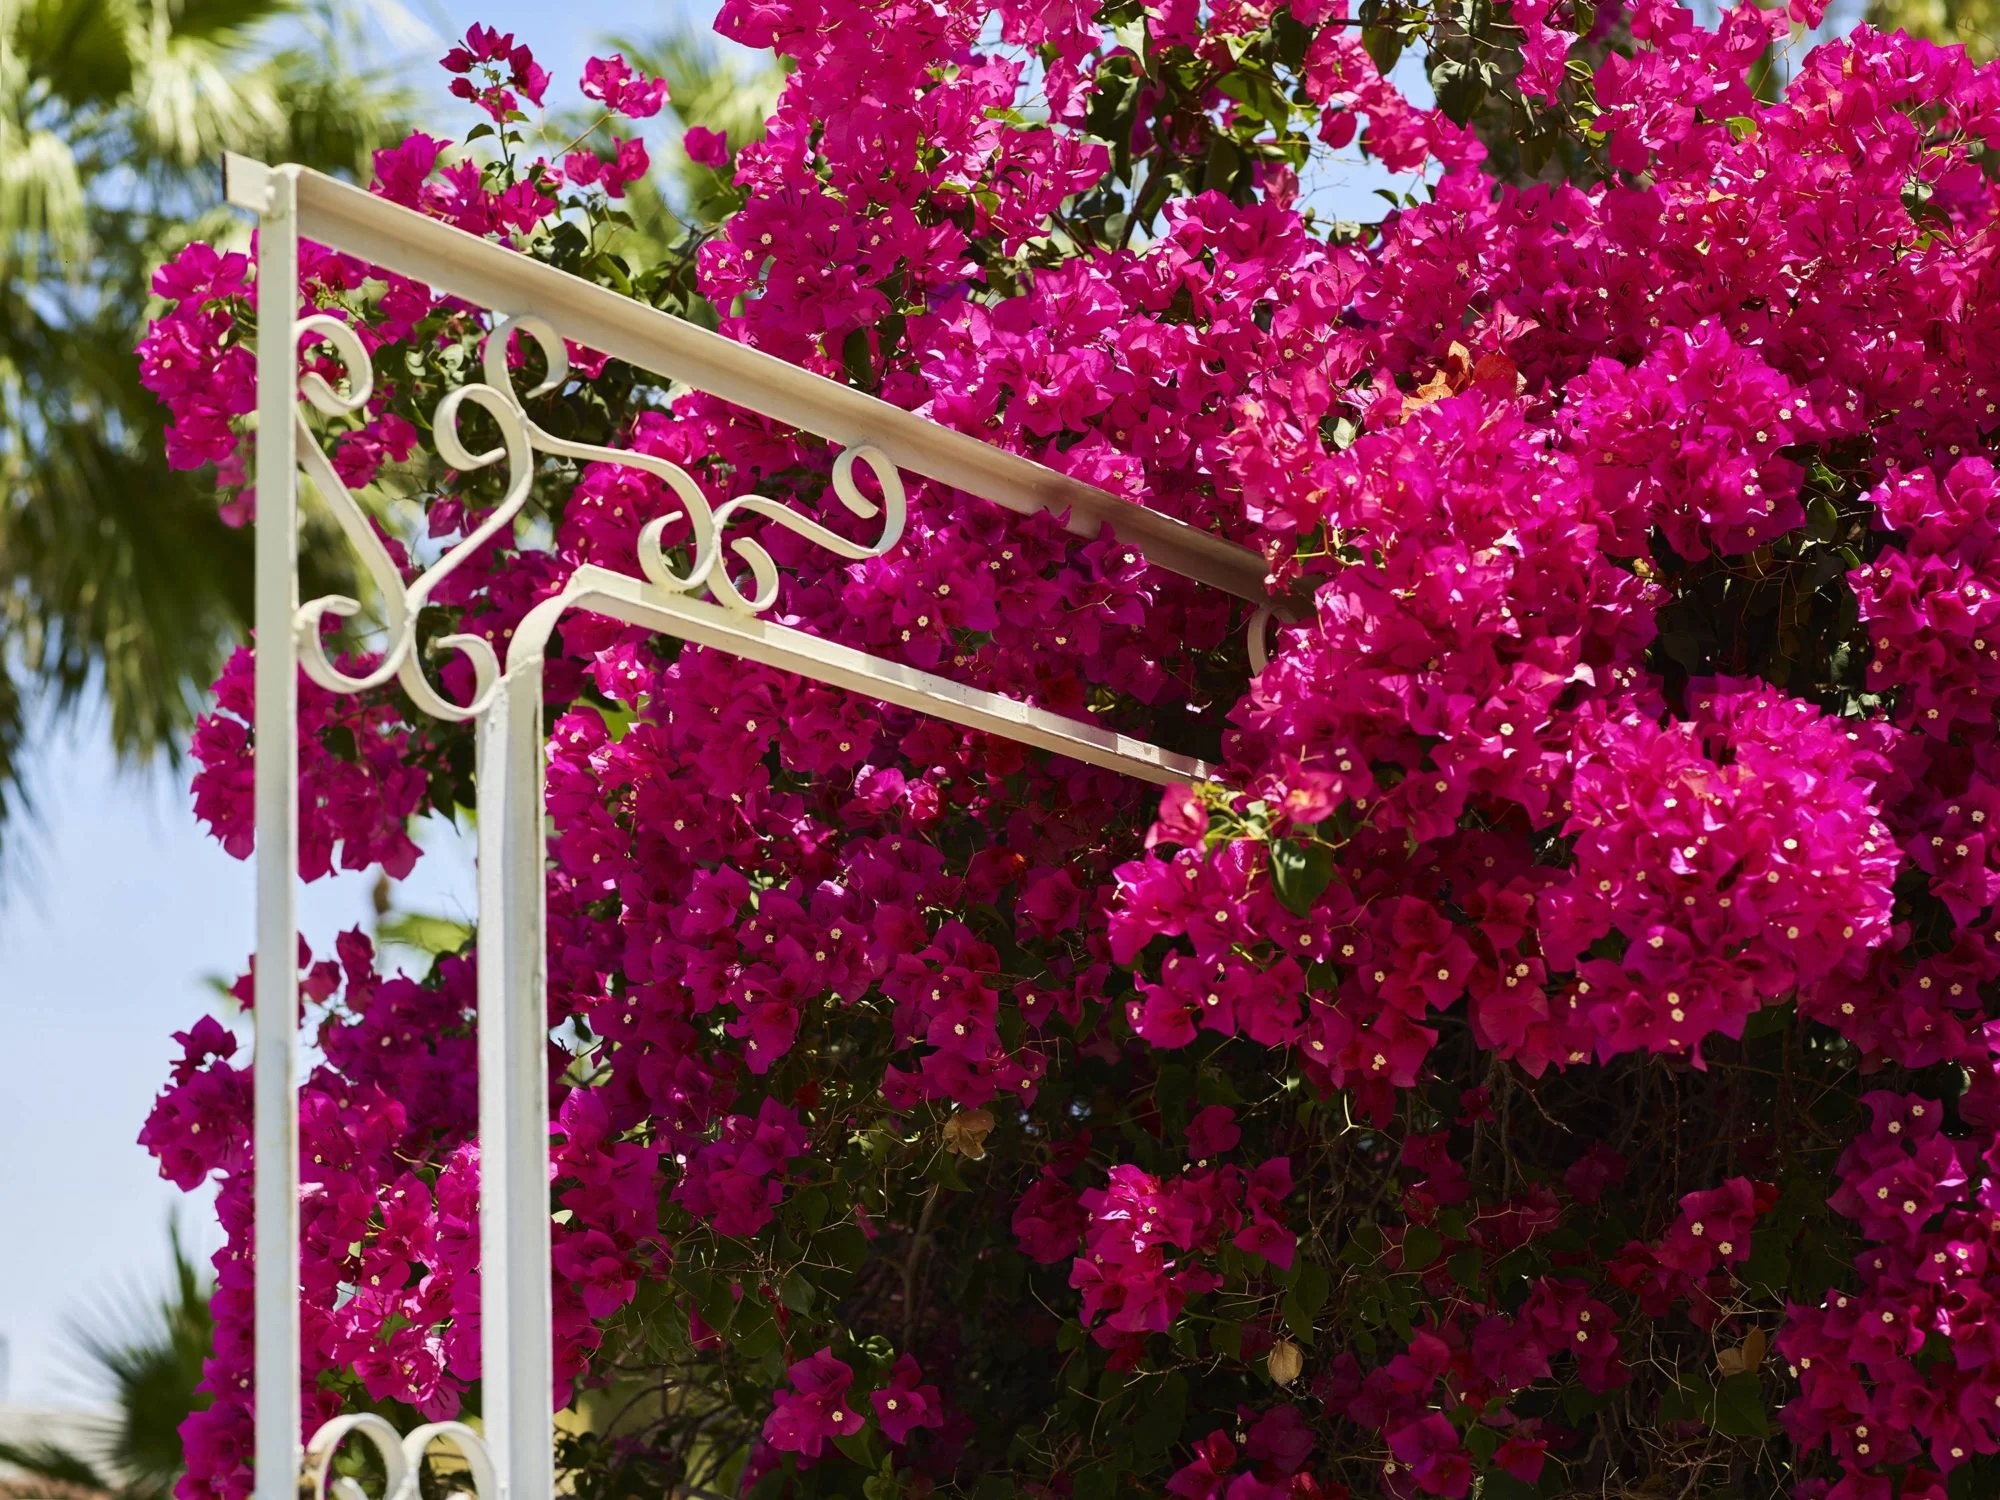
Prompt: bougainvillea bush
<box><xmin>135</xmin><ymin>0</ymin><xmax>2000</xmax><ymax>1494</ymax></box>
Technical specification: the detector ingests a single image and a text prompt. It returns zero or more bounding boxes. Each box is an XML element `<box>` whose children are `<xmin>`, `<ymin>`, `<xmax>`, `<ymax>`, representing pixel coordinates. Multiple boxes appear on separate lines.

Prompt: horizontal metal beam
<box><xmin>551</xmin><ymin>566</ymin><xmax>1214</xmax><ymax>786</ymax></box>
<box><xmin>221</xmin><ymin>153</ymin><xmax>1274</xmax><ymax>607</ymax></box>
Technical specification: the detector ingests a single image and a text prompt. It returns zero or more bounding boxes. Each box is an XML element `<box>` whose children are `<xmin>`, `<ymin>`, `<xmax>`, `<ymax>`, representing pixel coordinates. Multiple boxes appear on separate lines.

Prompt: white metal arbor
<box><xmin>227</xmin><ymin>153</ymin><xmax>1272</xmax><ymax>1500</ymax></box>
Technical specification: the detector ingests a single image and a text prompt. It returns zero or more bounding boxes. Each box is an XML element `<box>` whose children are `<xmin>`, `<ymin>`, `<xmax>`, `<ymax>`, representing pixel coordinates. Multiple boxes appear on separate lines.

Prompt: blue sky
<box><xmin>0</xmin><ymin>715</ymin><xmax>478</xmax><ymax>1405</ymax></box>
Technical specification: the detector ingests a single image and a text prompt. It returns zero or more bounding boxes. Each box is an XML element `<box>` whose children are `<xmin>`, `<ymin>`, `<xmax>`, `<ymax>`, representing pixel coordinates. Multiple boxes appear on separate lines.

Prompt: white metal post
<box><xmin>252</xmin><ymin>164</ymin><xmax>303</xmax><ymax>1500</ymax></box>
<box><xmin>475</xmin><ymin>662</ymin><xmax>555</xmax><ymax>1500</ymax></box>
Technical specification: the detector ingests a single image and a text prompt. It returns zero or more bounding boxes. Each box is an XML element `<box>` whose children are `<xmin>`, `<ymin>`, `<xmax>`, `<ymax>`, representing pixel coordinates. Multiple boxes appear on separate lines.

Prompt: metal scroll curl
<box><xmin>1247</xmin><ymin>604</ymin><xmax>1277</xmax><ymax>676</ymax></box>
<box><xmin>292</xmin><ymin>315</ymin><xmax>533</xmax><ymax>723</ymax></box>
<box><xmin>477</xmin><ymin>315</ymin><xmax>907</xmax><ymax>616</ymax></box>
<box><xmin>291</xmin><ymin>311</ymin><xmax>911</xmax><ymax>724</ymax></box>
<box><xmin>707</xmin><ymin>442</ymin><xmax>906</xmax><ymax>613</ymax></box>
<box><xmin>302</xmin><ymin>1413</ymin><xmax>497</xmax><ymax>1500</ymax></box>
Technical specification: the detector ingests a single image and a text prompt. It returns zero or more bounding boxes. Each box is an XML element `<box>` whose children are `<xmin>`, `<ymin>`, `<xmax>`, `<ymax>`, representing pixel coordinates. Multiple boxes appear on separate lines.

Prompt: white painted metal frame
<box><xmin>226</xmin><ymin>153</ymin><xmax>1265</xmax><ymax>1500</ymax></box>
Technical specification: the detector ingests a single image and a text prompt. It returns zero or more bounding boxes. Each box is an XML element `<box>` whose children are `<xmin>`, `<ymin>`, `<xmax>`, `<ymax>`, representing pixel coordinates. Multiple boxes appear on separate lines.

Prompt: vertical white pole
<box><xmin>476</xmin><ymin>658</ymin><xmax>554</xmax><ymax>1500</ymax></box>
<box><xmin>252</xmin><ymin>165</ymin><xmax>302</xmax><ymax>1500</ymax></box>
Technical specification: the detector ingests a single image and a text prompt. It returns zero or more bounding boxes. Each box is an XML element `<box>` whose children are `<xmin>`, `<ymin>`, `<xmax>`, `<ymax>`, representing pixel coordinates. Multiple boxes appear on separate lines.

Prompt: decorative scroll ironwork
<box><xmin>290</xmin><ymin>311</ymin><xmax>907</xmax><ymax>721</ymax></box>
<box><xmin>304</xmin><ymin>1412</ymin><xmax>497</xmax><ymax>1500</ymax></box>
<box><xmin>1247</xmin><ymin>603</ymin><xmax>1276</xmax><ymax>676</ymax></box>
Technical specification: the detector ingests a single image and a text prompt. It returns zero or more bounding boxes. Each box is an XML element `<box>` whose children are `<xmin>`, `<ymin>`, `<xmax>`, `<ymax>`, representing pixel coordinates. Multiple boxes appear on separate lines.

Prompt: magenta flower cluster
<box><xmin>1056</xmin><ymin>1135</ymin><xmax>1298</xmax><ymax>1360</ymax></box>
<box><xmin>130</xmin><ymin>2</ymin><xmax>2000</xmax><ymax>1496</ymax></box>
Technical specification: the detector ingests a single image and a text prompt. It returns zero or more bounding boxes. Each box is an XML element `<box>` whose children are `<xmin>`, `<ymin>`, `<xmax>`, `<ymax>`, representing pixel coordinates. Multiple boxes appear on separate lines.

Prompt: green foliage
<box><xmin>0</xmin><ymin>1223</ymin><xmax>215</xmax><ymax>1500</ymax></box>
<box><xmin>1870</xmin><ymin>0</ymin><xmax>2000</xmax><ymax>59</ymax></box>
<box><xmin>0</xmin><ymin>0</ymin><xmax>406</xmax><ymax>862</ymax></box>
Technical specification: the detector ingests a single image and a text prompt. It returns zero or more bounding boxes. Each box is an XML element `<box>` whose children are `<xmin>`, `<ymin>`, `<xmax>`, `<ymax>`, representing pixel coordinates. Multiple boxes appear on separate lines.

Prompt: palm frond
<box><xmin>52</xmin><ymin>1221</ymin><xmax>215</xmax><ymax>1500</ymax></box>
<box><xmin>0</xmin><ymin>117</ymin><xmax>89</xmax><ymax>278</ymax></box>
<box><xmin>0</xmin><ymin>1438</ymin><xmax>113</xmax><ymax>1492</ymax></box>
<box><xmin>9</xmin><ymin>0</ymin><xmax>140</xmax><ymax>112</ymax></box>
<box><xmin>260</xmin><ymin>35</ymin><xmax>413</xmax><ymax>178</ymax></box>
<box><xmin>127</xmin><ymin>31</ymin><xmax>287</xmax><ymax>168</ymax></box>
<box><xmin>0</xmin><ymin>0</ymin><xmax>408</xmax><ymax>859</ymax></box>
<box><xmin>0</xmin><ymin>277</ymin><xmax>254</xmax><ymax>763</ymax></box>
<box><xmin>1868</xmin><ymin>0</ymin><xmax>2000</xmax><ymax>58</ymax></box>
<box><xmin>0</xmin><ymin>659</ymin><xmax>28</xmax><ymax>844</ymax></box>
<box><xmin>167</xmin><ymin>0</ymin><xmax>304</xmax><ymax>46</ymax></box>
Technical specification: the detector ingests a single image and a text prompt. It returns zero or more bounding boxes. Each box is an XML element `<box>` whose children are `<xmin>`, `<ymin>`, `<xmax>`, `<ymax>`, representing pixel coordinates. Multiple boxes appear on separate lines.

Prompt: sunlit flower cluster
<box><xmin>133</xmin><ymin>3</ymin><xmax>2000</xmax><ymax>1496</ymax></box>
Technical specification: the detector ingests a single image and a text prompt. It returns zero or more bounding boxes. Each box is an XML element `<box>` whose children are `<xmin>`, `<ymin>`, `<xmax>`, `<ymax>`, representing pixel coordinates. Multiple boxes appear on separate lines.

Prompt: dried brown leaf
<box><xmin>943</xmin><ymin>1107</ymin><xmax>996</xmax><ymax>1160</ymax></box>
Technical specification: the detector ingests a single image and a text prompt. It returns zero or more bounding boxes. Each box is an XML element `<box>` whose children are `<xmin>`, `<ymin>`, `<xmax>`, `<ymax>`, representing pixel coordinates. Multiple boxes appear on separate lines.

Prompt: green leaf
<box><xmin>1400</xmin><ymin>1225</ymin><xmax>1442</xmax><ymax>1270</ymax></box>
<box><xmin>1446</xmin><ymin>1248</ymin><xmax>1484</xmax><ymax>1290</ymax></box>
<box><xmin>1362</xmin><ymin>23</ymin><xmax>1404</xmax><ymax>73</ymax></box>
<box><xmin>1342</xmin><ymin>1222</ymin><xmax>1385</xmax><ymax>1265</ymax></box>
<box><xmin>1132</xmin><ymin>1372</ymin><xmax>1188</xmax><ymax>1457</ymax></box>
<box><xmin>1658</xmin><ymin>1376</ymin><xmax>1711</xmax><ymax>1425</ymax></box>
<box><xmin>1110</xmin><ymin>14</ymin><xmax>1146</xmax><ymax>62</ymax></box>
<box><xmin>832</xmin><ymin>1429</ymin><xmax>880</xmax><ymax>1468</ymax></box>
<box><xmin>1273</xmin><ymin>9</ymin><xmax>1312</xmax><ymax>68</ymax></box>
<box><xmin>1741</xmin><ymin>999</ymin><xmax>1794</xmax><ymax>1040</ymax></box>
<box><xmin>779</xmin><ymin>1269</ymin><xmax>816</xmax><ymax>1314</ymax></box>
<box><xmin>1280</xmin><ymin>1287</ymin><xmax>1316</xmax><ymax>1343</ymax></box>
<box><xmin>320</xmin><ymin>723</ymin><xmax>359</xmax><ymax>761</ymax></box>
<box><xmin>1432</xmin><ymin>55</ymin><xmax>1486</xmax><ymax>125</ymax></box>
<box><xmin>732</xmin><ymin>1298</ymin><xmax>782</xmax><ymax>1358</ymax></box>
<box><xmin>1270</xmin><ymin>839</ymin><xmax>1336</xmax><ymax>916</ymax></box>
<box><xmin>842</xmin><ymin>326</ymin><xmax>875</xmax><ymax>390</ymax></box>
<box><xmin>1201</xmin><ymin>132</ymin><xmax>1245</xmax><ymax>198</ymax></box>
<box><xmin>682</xmin><ymin>1267</ymin><xmax>736</xmax><ymax>1331</ymax></box>
<box><xmin>1949</xmin><ymin>1454</ymin><xmax>2000</xmax><ymax>1500</ymax></box>
<box><xmin>1292</xmin><ymin>1260</ymin><xmax>1331</xmax><ymax>1318</ymax></box>
<box><xmin>795</xmin><ymin>1187</ymin><xmax>831</xmax><ymax>1233</ymax></box>
<box><xmin>1561</xmin><ymin>1384</ymin><xmax>1610</xmax><ymax>1422</ymax></box>
<box><xmin>820</xmin><ymin>1223</ymin><xmax>871</xmax><ymax>1271</ymax></box>
<box><xmin>1741</xmin><ymin>1222</ymin><xmax>1795</xmax><ymax>1293</ymax></box>
<box><xmin>1710</xmin><ymin>1371</ymin><xmax>1772</xmax><ymax>1438</ymax></box>
<box><xmin>1281</xmin><ymin>1260</ymin><xmax>1329</xmax><ymax>1339</ymax></box>
<box><xmin>1155</xmin><ymin>1063</ymin><xmax>1195</xmax><ymax>1135</ymax></box>
<box><xmin>376</xmin><ymin>911</ymin><xmax>473</xmax><ymax>958</ymax></box>
<box><xmin>587</xmin><ymin>251</ymin><xmax>634</xmax><ymax>297</ymax></box>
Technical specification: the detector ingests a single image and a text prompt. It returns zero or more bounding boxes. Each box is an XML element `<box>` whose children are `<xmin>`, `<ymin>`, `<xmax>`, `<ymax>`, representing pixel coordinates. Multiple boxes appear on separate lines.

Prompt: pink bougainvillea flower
<box><xmin>581</xmin><ymin>53</ymin><xmax>669</xmax><ymax>117</ymax></box>
<box><xmin>683</xmin><ymin>124</ymin><xmax>730</xmax><ymax>168</ymax></box>
<box><xmin>763</xmin><ymin>1349</ymin><xmax>865</xmax><ymax>1457</ymax></box>
<box><xmin>868</xmin><ymin>1355</ymin><xmax>944</xmax><ymax>1443</ymax></box>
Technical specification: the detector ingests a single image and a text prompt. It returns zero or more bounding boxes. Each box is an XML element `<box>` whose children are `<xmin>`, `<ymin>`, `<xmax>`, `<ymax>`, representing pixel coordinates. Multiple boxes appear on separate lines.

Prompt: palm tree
<box><xmin>1867</xmin><ymin>0</ymin><xmax>2000</xmax><ymax>57</ymax></box>
<box><xmin>0</xmin><ymin>0</ymin><xmax>407</xmax><ymax>858</ymax></box>
<box><xmin>0</xmin><ymin>1224</ymin><xmax>213</xmax><ymax>1500</ymax></box>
